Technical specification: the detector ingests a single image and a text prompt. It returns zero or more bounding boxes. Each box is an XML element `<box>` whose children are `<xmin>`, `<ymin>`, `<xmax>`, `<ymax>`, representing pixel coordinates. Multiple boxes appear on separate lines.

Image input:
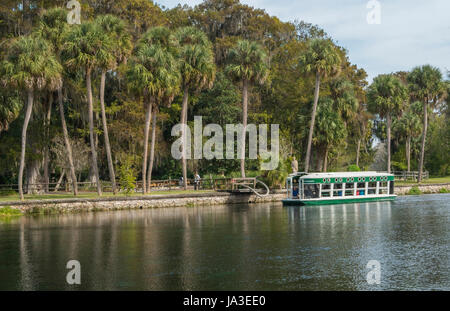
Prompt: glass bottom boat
<box><xmin>282</xmin><ymin>172</ymin><xmax>396</xmax><ymax>206</ymax></box>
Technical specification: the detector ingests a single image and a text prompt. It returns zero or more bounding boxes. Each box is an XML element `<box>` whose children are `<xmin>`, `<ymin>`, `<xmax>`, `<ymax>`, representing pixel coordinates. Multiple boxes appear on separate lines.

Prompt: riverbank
<box><xmin>1</xmin><ymin>184</ymin><xmax>449</xmax><ymax>215</ymax></box>
<box><xmin>394</xmin><ymin>183</ymin><xmax>450</xmax><ymax>195</ymax></box>
<box><xmin>0</xmin><ymin>190</ymin><xmax>286</xmax><ymax>215</ymax></box>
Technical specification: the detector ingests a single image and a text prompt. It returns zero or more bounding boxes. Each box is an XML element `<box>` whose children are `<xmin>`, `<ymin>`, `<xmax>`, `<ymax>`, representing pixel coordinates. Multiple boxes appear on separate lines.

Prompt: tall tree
<box><xmin>1</xmin><ymin>35</ymin><xmax>62</xmax><ymax>200</ymax></box>
<box><xmin>367</xmin><ymin>74</ymin><xmax>408</xmax><ymax>173</ymax></box>
<box><xmin>393</xmin><ymin>101</ymin><xmax>422</xmax><ymax>173</ymax></box>
<box><xmin>127</xmin><ymin>26</ymin><xmax>180</xmax><ymax>193</ymax></box>
<box><xmin>407</xmin><ymin>65</ymin><xmax>444</xmax><ymax>182</ymax></box>
<box><xmin>63</xmin><ymin>21</ymin><xmax>111</xmax><ymax>196</ymax></box>
<box><xmin>299</xmin><ymin>38</ymin><xmax>342</xmax><ymax>172</ymax></box>
<box><xmin>353</xmin><ymin>102</ymin><xmax>371</xmax><ymax>168</ymax></box>
<box><xmin>226</xmin><ymin>40</ymin><xmax>268</xmax><ymax>177</ymax></box>
<box><xmin>175</xmin><ymin>26</ymin><xmax>215</xmax><ymax>189</ymax></box>
<box><xmin>95</xmin><ymin>14</ymin><xmax>132</xmax><ymax>194</ymax></box>
<box><xmin>36</xmin><ymin>7</ymin><xmax>79</xmax><ymax>195</ymax></box>
<box><xmin>313</xmin><ymin>98</ymin><xmax>347</xmax><ymax>172</ymax></box>
<box><xmin>328</xmin><ymin>77</ymin><xmax>359</xmax><ymax>123</ymax></box>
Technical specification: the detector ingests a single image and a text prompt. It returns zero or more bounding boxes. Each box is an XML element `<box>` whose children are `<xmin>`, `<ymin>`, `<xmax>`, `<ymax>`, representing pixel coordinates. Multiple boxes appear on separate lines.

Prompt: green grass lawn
<box><xmin>0</xmin><ymin>189</ymin><xmax>215</xmax><ymax>203</ymax></box>
<box><xmin>395</xmin><ymin>176</ymin><xmax>450</xmax><ymax>185</ymax></box>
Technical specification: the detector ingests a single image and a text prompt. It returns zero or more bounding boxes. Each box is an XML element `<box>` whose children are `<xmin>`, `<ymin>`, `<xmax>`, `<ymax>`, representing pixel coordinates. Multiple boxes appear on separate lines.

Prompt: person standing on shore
<box><xmin>194</xmin><ymin>172</ymin><xmax>201</xmax><ymax>190</ymax></box>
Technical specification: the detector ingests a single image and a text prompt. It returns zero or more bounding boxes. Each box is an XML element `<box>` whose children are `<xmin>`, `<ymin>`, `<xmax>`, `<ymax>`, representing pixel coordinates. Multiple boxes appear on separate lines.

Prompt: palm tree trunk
<box><xmin>304</xmin><ymin>71</ymin><xmax>321</xmax><ymax>173</ymax></box>
<box><xmin>323</xmin><ymin>146</ymin><xmax>328</xmax><ymax>172</ymax></box>
<box><xmin>86</xmin><ymin>68</ymin><xmax>102</xmax><ymax>196</ymax></box>
<box><xmin>356</xmin><ymin>138</ymin><xmax>361</xmax><ymax>167</ymax></box>
<box><xmin>240</xmin><ymin>79</ymin><xmax>248</xmax><ymax>178</ymax></box>
<box><xmin>43</xmin><ymin>92</ymin><xmax>52</xmax><ymax>193</ymax></box>
<box><xmin>58</xmin><ymin>87</ymin><xmax>78</xmax><ymax>195</ymax></box>
<box><xmin>100</xmin><ymin>70</ymin><xmax>117</xmax><ymax>194</ymax></box>
<box><xmin>181</xmin><ymin>86</ymin><xmax>189</xmax><ymax>190</ymax></box>
<box><xmin>142</xmin><ymin>99</ymin><xmax>152</xmax><ymax>194</ymax></box>
<box><xmin>418</xmin><ymin>99</ymin><xmax>428</xmax><ymax>183</ymax></box>
<box><xmin>146</xmin><ymin>108</ymin><xmax>157</xmax><ymax>192</ymax></box>
<box><xmin>18</xmin><ymin>89</ymin><xmax>34</xmax><ymax>200</ymax></box>
<box><xmin>406</xmin><ymin>135</ymin><xmax>411</xmax><ymax>173</ymax></box>
<box><xmin>386</xmin><ymin>113</ymin><xmax>392</xmax><ymax>173</ymax></box>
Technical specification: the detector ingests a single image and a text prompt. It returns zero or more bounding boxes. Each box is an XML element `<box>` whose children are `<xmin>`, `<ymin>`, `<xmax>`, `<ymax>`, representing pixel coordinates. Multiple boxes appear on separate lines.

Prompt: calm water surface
<box><xmin>0</xmin><ymin>194</ymin><xmax>449</xmax><ymax>290</ymax></box>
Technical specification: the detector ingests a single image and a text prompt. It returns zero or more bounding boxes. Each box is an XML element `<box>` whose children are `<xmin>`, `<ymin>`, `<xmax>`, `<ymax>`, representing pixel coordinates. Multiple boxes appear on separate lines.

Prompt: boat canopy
<box><xmin>288</xmin><ymin>171</ymin><xmax>394</xmax><ymax>184</ymax></box>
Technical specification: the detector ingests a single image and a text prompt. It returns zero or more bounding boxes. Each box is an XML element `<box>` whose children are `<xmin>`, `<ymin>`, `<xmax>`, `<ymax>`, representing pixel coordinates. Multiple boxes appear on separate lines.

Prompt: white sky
<box><xmin>156</xmin><ymin>0</ymin><xmax>450</xmax><ymax>82</ymax></box>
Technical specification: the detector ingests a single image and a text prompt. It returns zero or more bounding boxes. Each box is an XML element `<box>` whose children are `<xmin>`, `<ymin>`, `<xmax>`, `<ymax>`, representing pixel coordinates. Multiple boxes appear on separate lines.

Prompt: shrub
<box><xmin>0</xmin><ymin>206</ymin><xmax>23</xmax><ymax>216</ymax></box>
<box><xmin>407</xmin><ymin>186</ymin><xmax>422</xmax><ymax>195</ymax></box>
<box><xmin>439</xmin><ymin>188</ymin><xmax>449</xmax><ymax>193</ymax></box>
<box><xmin>117</xmin><ymin>158</ymin><xmax>137</xmax><ymax>195</ymax></box>
<box><xmin>347</xmin><ymin>164</ymin><xmax>361</xmax><ymax>172</ymax></box>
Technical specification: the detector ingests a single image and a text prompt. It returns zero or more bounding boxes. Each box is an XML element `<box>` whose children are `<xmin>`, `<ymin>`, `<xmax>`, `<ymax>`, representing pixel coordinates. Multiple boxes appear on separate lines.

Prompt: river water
<box><xmin>0</xmin><ymin>194</ymin><xmax>449</xmax><ymax>290</ymax></box>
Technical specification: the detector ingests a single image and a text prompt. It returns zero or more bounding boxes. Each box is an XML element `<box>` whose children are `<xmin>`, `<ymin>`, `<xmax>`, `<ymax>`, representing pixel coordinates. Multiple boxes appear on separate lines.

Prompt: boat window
<box><xmin>368</xmin><ymin>182</ymin><xmax>377</xmax><ymax>188</ymax></box>
<box><xmin>333</xmin><ymin>183</ymin><xmax>343</xmax><ymax>196</ymax></box>
<box><xmin>304</xmin><ymin>184</ymin><xmax>320</xmax><ymax>199</ymax></box>
<box><xmin>322</xmin><ymin>184</ymin><xmax>331</xmax><ymax>190</ymax></box>
<box><xmin>321</xmin><ymin>191</ymin><xmax>331</xmax><ymax>197</ymax></box>
<box><xmin>333</xmin><ymin>190</ymin><xmax>343</xmax><ymax>197</ymax></box>
<box><xmin>345</xmin><ymin>183</ymin><xmax>354</xmax><ymax>189</ymax></box>
<box><xmin>379</xmin><ymin>180</ymin><xmax>388</xmax><ymax>195</ymax></box>
<box><xmin>345</xmin><ymin>189</ymin><xmax>354</xmax><ymax>196</ymax></box>
<box><xmin>368</xmin><ymin>189</ymin><xmax>376</xmax><ymax>195</ymax></box>
<box><xmin>357</xmin><ymin>182</ymin><xmax>365</xmax><ymax>189</ymax></box>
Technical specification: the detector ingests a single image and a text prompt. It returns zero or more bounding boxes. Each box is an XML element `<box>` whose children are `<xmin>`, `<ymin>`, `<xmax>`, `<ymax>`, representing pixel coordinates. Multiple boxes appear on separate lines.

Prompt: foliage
<box><xmin>0</xmin><ymin>206</ymin><xmax>23</xmax><ymax>216</ymax></box>
<box><xmin>0</xmin><ymin>88</ymin><xmax>21</xmax><ymax>133</ymax></box>
<box><xmin>117</xmin><ymin>157</ymin><xmax>137</xmax><ymax>195</ymax></box>
<box><xmin>51</xmin><ymin>135</ymin><xmax>90</xmax><ymax>174</ymax></box>
<box><xmin>0</xmin><ymin>0</ymin><xmax>447</xmax><ymax>190</ymax></box>
<box><xmin>127</xmin><ymin>26</ymin><xmax>180</xmax><ymax>98</ymax></box>
<box><xmin>347</xmin><ymin>165</ymin><xmax>361</xmax><ymax>172</ymax></box>
<box><xmin>407</xmin><ymin>186</ymin><xmax>422</xmax><ymax>195</ymax></box>
<box><xmin>407</xmin><ymin>65</ymin><xmax>444</xmax><ymax>103</ymax></box>
<box><xmin>260</xmin><ymin>158</ymin><xmax>290</xmax><ymax>189</ymax></box>
<box><xmin>1</xmin><ymin>34</ymin><xmax>62</xmax><ymax>91</ymax></box>
<box><xmin>175</xmin><ymin>26</ymin><xmax>216</xmax><ymax>91</ymax></box>
<box><xmin>299</xmin><ymin>38</ymin><xmax>341</xmax><ymax>77</ymax></box>
<box><xmin>225</xmin><ymin>40</ymin><xmax>269</xmax><ymax>85</ymax></box>
<box><xmin>367</xmin><ymin>74</ymin><xmax>408</xmax><ymax>118</ymax></box>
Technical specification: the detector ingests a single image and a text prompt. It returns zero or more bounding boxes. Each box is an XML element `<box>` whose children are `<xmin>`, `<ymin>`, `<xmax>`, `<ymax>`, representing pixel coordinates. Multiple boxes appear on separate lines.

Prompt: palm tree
<box><xmin>353</xmin><ymin>102</ymin><xmax>371</xmax><ymax>168</ymax></box>
<box><xmin>37</xmin><ymin>7</ymin><xmax>79</xmax><ymax>195</ymax></box>
<box><xmin>367</xmin><ymin>74</ymin><xmax>408</xmax><ymax>173</ymax></box>
<box><xmin>147</xmin><ymin>92</ymin><xmax>178</xmax><ymax>193</ymax></box>
<box><xmin>299</xmin><ymin>39</ymin><xmax>342</xmax><ymax>172</ymax></box>
<box><xmin>329</xmin><ymin>77</ymin><xmax>359</xmax><ymax>123</ymax></box>
<box><xmin>95</xmin><ymin>15</ymin><xmax>132</xmax><ymax>194</ymax></box>
<box><xmin>313</xmin><ymin>98</ymin><xmax>347</xmax><ymax>172</ymax></box>
<box><xmin>225</xmin><ymin>40</ymin><xmax>268</xmax><ymax>177</ymax></box>
<box><xmin>393</xmin><ymin>102</ymin><xmax>422</xmax><ymax>173</ymax></box>
<box><xmin>62</xmin><ymin>22</ymin><xmax>111</xmax><ymax>196</ymax></box>
<box><xmin>127</xmin><ymin>26</ymin><xmax>180</xmax><ymax>193</ymax></box>
<box><xmin>407</xmin><ymin>65</ymin><xmax>444</xmax><ymax>182</ymax></box>
<box><xmin>175</xmin><ymin>26</ymin><xmax>215</xmax><ymax>189</ymax></box>
<box><xmin>1</xmin><ymin>35</ymin><xmax>62</xmax><ymax>200</ymax></box>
